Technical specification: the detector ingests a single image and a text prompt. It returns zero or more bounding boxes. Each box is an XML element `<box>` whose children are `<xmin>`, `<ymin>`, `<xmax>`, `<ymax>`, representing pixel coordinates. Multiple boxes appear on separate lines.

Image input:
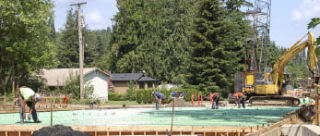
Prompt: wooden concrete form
<box><xmin>0</xmin><ymin>125</ymin><xmax>252</xmax><ymax>136</ymax></box>
<box><xmin>0</xmin><ymin>106</ymin><xmax>82</xmax><ymax>114</ymax></box>
<box><xmin>0</xmin><ymin>107</ymin><xmax>305</xmax><ymax>136</ymax></box>
<box><xmin>246</xmin><ymin>109</ymin><xmax>303</xmax><ymax>136</ymax></box>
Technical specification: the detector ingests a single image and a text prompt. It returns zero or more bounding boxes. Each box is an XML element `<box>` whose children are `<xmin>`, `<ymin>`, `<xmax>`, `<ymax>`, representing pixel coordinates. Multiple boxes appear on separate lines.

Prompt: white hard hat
<box><xmin>34</xmin><ymin>93</ymin><xmax>41</xmax><ymax>101</ymax></box>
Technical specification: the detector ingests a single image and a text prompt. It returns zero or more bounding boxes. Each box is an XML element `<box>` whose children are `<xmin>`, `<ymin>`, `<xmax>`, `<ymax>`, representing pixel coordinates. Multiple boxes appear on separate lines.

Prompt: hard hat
<box><xmin>34</xmin><ymin>93</ymin><xmax>41</xmax><ymax>101</ymax></box>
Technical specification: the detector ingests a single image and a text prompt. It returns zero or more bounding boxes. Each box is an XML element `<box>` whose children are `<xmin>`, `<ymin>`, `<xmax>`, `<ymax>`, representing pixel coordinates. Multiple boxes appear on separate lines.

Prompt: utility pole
<box><xmin>71</xmin><ymin>2</ymin><xmax>86</xmax><ymax>100</ymax></box>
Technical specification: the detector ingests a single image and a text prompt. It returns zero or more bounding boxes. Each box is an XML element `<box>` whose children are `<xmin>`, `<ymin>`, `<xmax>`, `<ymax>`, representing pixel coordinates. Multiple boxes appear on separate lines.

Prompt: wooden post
<box><xmin>50</xmin><ymin>95</ymin><xmax>53</xmax><ymax>127</ymax></box>
<box><xmin>316</xmin><ymin>85</ymin><xmax>319</xmax><ymax>126</ymax></box>
<box><xmin>170</xmin><ymin>98</ymin><xmax>175</xmax><ymax>136</ymax></box>
<box><xmin>314</xmin><ymin>75</ymin><xmax>320</xmax><ymax>126</ymax></box>
<box><xmin>12</xmin><ymin>79</ymin><xmax>15</xmax><ymax>102</ymax></box>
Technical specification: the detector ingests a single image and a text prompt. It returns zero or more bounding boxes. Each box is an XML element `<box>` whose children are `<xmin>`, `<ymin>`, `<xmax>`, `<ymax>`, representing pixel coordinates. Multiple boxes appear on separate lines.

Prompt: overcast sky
<box><xmin>53</xmin><ymin>0</ymin><xmax>320</xmax><ymax>48</ymax></box>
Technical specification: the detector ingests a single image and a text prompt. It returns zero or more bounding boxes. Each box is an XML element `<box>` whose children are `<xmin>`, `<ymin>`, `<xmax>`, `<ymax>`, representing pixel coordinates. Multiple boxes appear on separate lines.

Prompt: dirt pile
<box><xmin>32</xmin><ymin>125</ymin><xmax>88</xmax><ymax>136</ymax></box>
<box><xmin>167</xmin><ymin>98</ymin><xmax>191</xmax><ymax>107</ymax></box>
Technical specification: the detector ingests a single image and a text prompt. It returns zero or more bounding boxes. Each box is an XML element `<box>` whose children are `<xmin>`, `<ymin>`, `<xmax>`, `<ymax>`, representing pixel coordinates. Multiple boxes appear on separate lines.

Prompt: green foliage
<box><xmin>186</xmin><ymin>0</ymin><xmax>251</xmax><ymax>93</ymax></box>
<box><xmin>134</xmin><ymin>89</ymin><xmax>153</xmax><ymax>104</ymax></box>
<box><xmin>56</xmin><ymin>9</ymin><xmax>79</xmax><ymax>68</ymax></box>
<box><xmin>110</xmin><ymin>0</ymin><xmax>195</xmax><ymax>84</ymax></box>
<box><xmin>135</xmin><ymin>90</ymin><xmax>143</xmax><ymax>104</ymax></box>
<box><xmin>104</xmin><ymin>101</ymin><xmax>138</xmax><ymax>105</ymax></box>
<box><xmin>62</xmin><ymin>73</ymin><xmax>80</xmax><ymax>99</ymax></box>
<box><xmin>308</xmin><ymin>17</ymin><xmax>320</xmax><ymax>45</ymax></box>
<box><xmin>84</xmin><ymin>83</ymin><xmax>94</xmax><ymax>99</ymax></box>
<box><xmin>61</xmin><ymin>73</ymin><xmax>94</xmax><ymax>100</ymax></box>
<box><xmin>308</xmin><ymin>18</ymin><xmax>320</xmax><ymax>29</ymax></box>
<box><xmin>90</xmin><ymin>28</ymin><xmax>113</xmax><ymax>69</ymax></box>
<box><xmin>180</xmin><ymin>88</ymin><xmax>199</xmax><ymax>101</ymax></box>
<box><xmin>108</xmin><ymin>92</ymin><xmax>126</xmax><ymax>101</ymax></box>
<box><xmin>56</xmin><ymin>8</ymin><xmax>112</xmax><ymax>68</ymax></box>
<box><xmin>133</xmin><ymin>87</ymin><xmax>204</xmax><ymax>104</ymax></box>
<box><xmin>142</xmin><ymin>89</ymin><xmax>153</xmax><ymax>104</ymax></box>
<box><xmin>268</xmin><ymin>42</ymin><xmax>280</xmax><ymax>67</ymax></box>
<box><xmin>126</xmin><ymin>81</ymin><xmax>136</xmax><ymax>101</ymax></box>
<box><xmin>0</xmin><ymin>0</ymin><xmax>57</xmax><ymax>95</ymax></box>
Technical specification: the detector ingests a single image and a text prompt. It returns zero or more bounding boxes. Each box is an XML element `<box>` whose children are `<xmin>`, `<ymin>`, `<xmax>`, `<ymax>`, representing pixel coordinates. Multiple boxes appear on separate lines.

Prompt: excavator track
<box><xmin>248</xmin><ymin>96</ymin><xmax>300</xmax><ymax>106</ymax></box>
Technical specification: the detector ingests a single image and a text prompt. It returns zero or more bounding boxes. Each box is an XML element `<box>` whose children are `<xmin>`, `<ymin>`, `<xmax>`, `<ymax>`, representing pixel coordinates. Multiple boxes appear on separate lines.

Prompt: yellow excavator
<box><xmin>241</xmin><ymin>32</ymin><xmax>318</xmax><ymax>106</ymax></box>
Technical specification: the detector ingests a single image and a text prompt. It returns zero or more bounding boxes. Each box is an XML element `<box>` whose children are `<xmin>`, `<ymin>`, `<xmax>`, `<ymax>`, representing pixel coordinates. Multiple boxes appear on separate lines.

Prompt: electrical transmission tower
<box><xmin>245</xmin><ymin>0</ymin><xmax>271</xmax><ymax>72</ymax></box>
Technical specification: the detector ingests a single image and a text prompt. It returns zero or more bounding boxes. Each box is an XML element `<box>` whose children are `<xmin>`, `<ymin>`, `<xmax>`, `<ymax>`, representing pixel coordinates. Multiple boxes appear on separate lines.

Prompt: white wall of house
<box><xmin>85</xmin><ymin>71</ymin><xmax>108</xmax><ymax>101</ymax></box>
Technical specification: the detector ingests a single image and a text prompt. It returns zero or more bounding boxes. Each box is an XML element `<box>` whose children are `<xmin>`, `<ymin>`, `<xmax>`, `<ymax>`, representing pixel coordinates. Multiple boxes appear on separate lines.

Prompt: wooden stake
<box><xmin>170</xmin><ymin>98</ymin><xmax>175</xmax><ymax>136</ymax></box>
<box><xmin>50</xmin><ymin>96</ymin><xmax>53</xmax><ymax>127</ymax></box>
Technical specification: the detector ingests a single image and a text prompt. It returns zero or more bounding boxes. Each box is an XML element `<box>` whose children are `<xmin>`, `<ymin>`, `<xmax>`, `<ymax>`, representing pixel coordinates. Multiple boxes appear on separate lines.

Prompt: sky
<box><xmin>53</xmin><ymin>0</ymin><xmax>320</xmax><ymax>48</ymax></box>
<box><xmin>53</xmin><ymin>0</ymin><xmax>118</xmax><ymax>30</ymax></box>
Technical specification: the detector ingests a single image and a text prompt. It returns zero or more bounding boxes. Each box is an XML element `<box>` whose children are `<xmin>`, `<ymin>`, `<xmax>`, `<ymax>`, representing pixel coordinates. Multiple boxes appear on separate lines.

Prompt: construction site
<box><xmin>1</xmin><ymin>0</ymin><xmax>320</xmax><ymax>136</ymax></box>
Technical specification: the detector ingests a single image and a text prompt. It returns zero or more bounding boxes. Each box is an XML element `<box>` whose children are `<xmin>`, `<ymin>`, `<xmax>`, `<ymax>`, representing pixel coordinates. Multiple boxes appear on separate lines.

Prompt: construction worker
<box><xmin>152</xmin><ymin>91</ymin><xmax>167</xmax><ymax>110</ymax></box>
<box><xmin>17</xmin><ymin>86</ymin><xmax>42</xmax><ymax>123</ymax></box>
<box><xmin>211</xmin><ymin>93</ymin><xmax>220</xmax><ymax>109</ymax></box>
<box><xmin>234</xmin><ymin>92</ymin><xmax>245</xmax><ymax>108</ymax></box>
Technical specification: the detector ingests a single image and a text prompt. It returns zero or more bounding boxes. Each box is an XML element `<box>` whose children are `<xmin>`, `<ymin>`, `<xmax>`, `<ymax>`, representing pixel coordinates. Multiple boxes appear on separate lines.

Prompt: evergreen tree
<box><xmin>268</xmin><ymin>41</ymin><xmax>280</xmax><ymax>67</ymax></box>
<box><xmin>110</xmin><ymin>0</ymin><xmax>194</xmax><ymax>83</ymax></box>
<box><xmin>56</xmin><ymin>9</ymin><xmax>79</xmax><ymax>68</ymax></box>
<box><xmin>48</xmin><ymin>13</ymin><xmax>56</xmax><ymax>40</ymax></box>
<box><xmin>156</xmin><ymin>0</ymin><xmax>195</xmax><ymax>84</ymax></box>
<box><xmin>187</xmin><ymin>0</ymin><xmax>251</xmax><ymax>93</ymax></box>
<box><xmin>93</xmin><ymin>28</ymin><xmax>112</xmax><ymax>69</ymax></box>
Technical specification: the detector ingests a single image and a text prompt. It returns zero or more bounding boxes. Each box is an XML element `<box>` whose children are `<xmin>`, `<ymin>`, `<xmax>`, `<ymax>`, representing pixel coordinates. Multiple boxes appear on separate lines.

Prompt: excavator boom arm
<box><xmin>272</xmin><ymin>32</ymin><xmax>318</xmax><ymax>89</ymax></box>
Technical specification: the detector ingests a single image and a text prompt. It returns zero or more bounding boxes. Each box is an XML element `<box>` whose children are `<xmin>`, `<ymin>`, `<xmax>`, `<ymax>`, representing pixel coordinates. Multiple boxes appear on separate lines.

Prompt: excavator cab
<box><xmin>234</xmin><ymin>32</ymin><xmax>317</xmax><ymax>106</ymax></box>
<box><xmin>281</xmin><ymin>73</ymin><xmax>295</xmax><ymax>96</ymax></box>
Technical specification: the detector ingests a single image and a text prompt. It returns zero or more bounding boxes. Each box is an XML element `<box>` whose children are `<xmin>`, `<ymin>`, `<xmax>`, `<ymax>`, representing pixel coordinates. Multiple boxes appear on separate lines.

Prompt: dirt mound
<box><xmin>168</xmin><ymin>98</ymin><xmax>191</xmax><ymax>107</ymax></box>
<box><xmin>32</xmin><ymin>125</ymin><xmax>88</xmax><ymax>136</ymax></box>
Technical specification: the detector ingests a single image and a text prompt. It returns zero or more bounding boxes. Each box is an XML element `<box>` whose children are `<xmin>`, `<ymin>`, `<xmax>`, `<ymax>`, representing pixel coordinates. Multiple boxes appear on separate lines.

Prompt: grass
<box><xmin>104</xmin><ymin>101</ymin><xmax>139</xmax><ymax>105</ymax></box>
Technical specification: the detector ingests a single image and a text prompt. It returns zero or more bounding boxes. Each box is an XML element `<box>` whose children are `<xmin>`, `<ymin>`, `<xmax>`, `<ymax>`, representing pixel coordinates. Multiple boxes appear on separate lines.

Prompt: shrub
<box><xmin>136</xmin><ymin>90</ymin><xmax>143</xmax><ymax>104</ymax></box>
<box><xmin>139</xmin><ymin>89</ymin><xmax>153</xmax><ymax>104</ymax></box>
<box><xmin>62</xmin><ymin>73</ymin><xmax>80</xmax><ymax>99</ymax></box>
<box><xmin>108</xmin><ymin>92</ymin><xmax>126</xmax><ymax>101</ymax></box>
<box><xmin>182</xmin><ymin>88</ymin><xmax>199</xmax><ymax>101</ymax></box>
<box><xmin>133</xmin><ymin>87</ymin><xmax>208</xmax><ymax>104</ymax></box>
<box><xmin>126</xmin><ymin>81</ymin><xmax>136</xmax><ymax>101</ymax></box>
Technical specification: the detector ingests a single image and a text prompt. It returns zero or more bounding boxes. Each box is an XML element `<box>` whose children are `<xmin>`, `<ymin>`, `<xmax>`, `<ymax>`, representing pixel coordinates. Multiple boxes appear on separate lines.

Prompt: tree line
<box><xmin>0</xmin><ymin>0</ymin><xmax>316</xmax><ymax>97</ymax></box>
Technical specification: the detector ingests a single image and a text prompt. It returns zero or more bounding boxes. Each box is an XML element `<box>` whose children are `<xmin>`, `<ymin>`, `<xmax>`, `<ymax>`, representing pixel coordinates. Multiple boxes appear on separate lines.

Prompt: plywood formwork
<box><xmin>0</xmin><ymin>106</ymin><xmax>305</xmax><ymax>136</ymax></box>
<box><xmin>246</xmin><ymin>109</ymin><xmax>304</xmax><ymax>136</ymax></box>
<box><xmin>0</xmin><ymin>125</ymin><xmax>252</xmax><ymax>136</ymax></box>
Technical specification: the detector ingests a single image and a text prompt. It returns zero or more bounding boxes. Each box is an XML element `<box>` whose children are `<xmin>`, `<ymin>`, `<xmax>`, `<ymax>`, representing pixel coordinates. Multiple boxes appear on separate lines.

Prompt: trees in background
<box><xmin>2</xmin><ymin>0</ymin><xmax>313</xmax><ymax>96</ymax></box>
<box><xmin>186</xmin><ymin>0</ymin><xmax>251</xmax><ymax>93</ymax></box>
<box><xmin>0</xmin><ymin>0</ymin><xmax>57</xmax><ymax>95</ymax></box>
<box><xmin>56</xmin><ymin>9</ymin><xmax>79</xmax><ymax>68</ymax></box>
<box><xmin>56</xmin><ymin>8</ymin><xmax>112</xmax><ymax>69</ymax></box>
<box><xmin>110</xmin><ymin>0</ymin><xmax>196</xmax><ymax>84</ymax></box>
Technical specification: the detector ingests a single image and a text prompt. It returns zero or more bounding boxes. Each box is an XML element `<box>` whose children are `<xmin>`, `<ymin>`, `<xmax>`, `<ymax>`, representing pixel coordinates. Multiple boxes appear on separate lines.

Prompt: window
<box><xmin>139</xmin><ymin>82</ymin><xmax>144</xmax><ymax>89</ymax></box>
<box><xmin>148</xmin><ymin>82</ymin><xmax>153</xmax><ymax>88</ymax></box>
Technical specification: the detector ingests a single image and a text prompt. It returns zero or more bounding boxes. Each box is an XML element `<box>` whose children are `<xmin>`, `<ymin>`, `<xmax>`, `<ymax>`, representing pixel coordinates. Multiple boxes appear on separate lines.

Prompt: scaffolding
<box><xmin>245</xmin><ymin>0</ymin><xmax>271</xmax><ymax>72</ymax></box>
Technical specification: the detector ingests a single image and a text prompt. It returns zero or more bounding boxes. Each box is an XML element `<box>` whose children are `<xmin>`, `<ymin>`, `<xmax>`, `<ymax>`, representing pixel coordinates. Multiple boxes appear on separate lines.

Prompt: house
<box><xmin>39</xmin><ymin>67</ymin><xmax>109</xmax><ymax>101</ymax></box>
<box><xmin>110</xmin><ymin>73</ymin><xmax>158</xmax><ymax>94</ymax></box>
